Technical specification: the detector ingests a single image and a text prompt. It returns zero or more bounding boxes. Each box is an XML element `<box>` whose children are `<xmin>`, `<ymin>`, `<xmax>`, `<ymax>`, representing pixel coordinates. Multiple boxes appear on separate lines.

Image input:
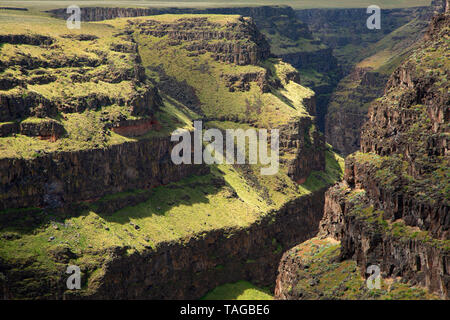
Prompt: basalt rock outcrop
<box><xmin>0</xmin><ymin>9</ymin><xmax>342</xmax><ymax>300</ymax></box>
<box><xmin>81</xmin><ymin>189</ymin><xmax>327</xmax><ymax>300</ymax></box>
<box><xmin>0</xmin><ymin>186</ymin><xmax>327</xmax><ymax>299</ymax></box>
<box><xmin>279</xmin><ymin>116</ymin><xmax>325</xmax><ymax>183</ymax></box>
<box><xmin>296</xmin><ymin>3</ymin><xmax>442</xmax><ymax>72</ymax></box>
<box><xmin>47</xmin><ymin>5</ymin><xmax>340</xmax><ymax>132</ymax></box>
<box><xmin>131</xmin><ymin>17</ymin><xmax>270</xmax><ymax>66</ymax></box>
<box><xmin>325</xmin><ymin>68</ymin><xmax>389</xmax><ymax>155</ymax></box>
<box><xmin>325</xmin><ymin>1</ymin><xmax>445</xmax><ymax>155</ymax></box>
<box><xmin>0</xmin><ymin>28</ymin><xmax>161</xmax><ymax>123</ymax></box>
<box><xmin>276</xmin><ymin>9</ymin><xmax>449</xmax><ymax>300</ymax></box>
<box><xmin>0</xmin><ymin>137</ymin><xmax>209</xmax><ymax>210</ymax></box>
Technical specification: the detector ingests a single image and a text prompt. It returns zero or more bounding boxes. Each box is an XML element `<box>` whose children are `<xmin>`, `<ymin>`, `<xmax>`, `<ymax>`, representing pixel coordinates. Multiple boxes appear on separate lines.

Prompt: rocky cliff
<box><xmin>276</xmin><ymin>9</ymin><xmax>449</xmax><ymax>300</ymax></box>
<box><xmin>296</xmin><ymin>4</ymin><xmax>437</xmax><ymax>72</ymax></box>
<box><xmin>47</xmin><ymin>5</ymin><xmax>341</xmax><ymax>132</ymax></box>
<box><xmin>1</xmin><ymin>188</ymin><xmax>325</xmax><ymax>299</ymax></box>
<box><xmin>0</xmin><ymin>137</ymin><xmax>208</xmax><ymax>210</ymax></box>
<box><xmin>0</xmin><ymin>10</ymin><xmax>343</xmax><ymax>299</ymax></box>
<box><xmin>325</xmin><ymin>68</ymin><xmax>389</xmax><ymax>155</ymax></box>
<box><xmin>305</xmin><ymin>0</ymin><xmax>448</xmax><ymax>155</ymax></box>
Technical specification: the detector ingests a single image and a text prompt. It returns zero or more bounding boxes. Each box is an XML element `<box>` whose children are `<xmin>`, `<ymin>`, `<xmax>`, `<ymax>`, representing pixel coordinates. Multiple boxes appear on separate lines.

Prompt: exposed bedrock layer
<box><xmin>47</xmin><ymin>5</ymin><xmax>341</xmax><ymax>131</ymax></box>
<box><xmin>130</xmin><ymin>16</ymin><xmax>270</xmax><ymax>66</ymax></box>
<box><xmin>275</xmin><ymin>9</ymin><xmax>449</xmax><ymax>300</ymax></box>
<box><xmin>279</xmin><ymin>116</ymin><xmax>325</xmax><ymax>183</ymax></box>
<box><xmin>323</xmin><ymin>18</ymin><xmax>449</xmax><ymax>299</ymax></box>
<box><xmin>0</xmin><ymin>30</ymin><xmax>161</xmax><ymax>123</ymax></box>
<box><xmin>321</xmin><ymin>14</ymin><xmax>450</xmax><ymax>298</ymax></box>
<box><xmin>47</xmin><ymin>5</ymin><xmax>331</xmax><ymax>71</ymax></box>
<box><xmin>300</xmin><ymin>0</ymin><xmax>448</xmax><ymax>153</ymax></box>
<box><xmin>0</xmin><ymin>137</ymin><xmax>208</xmax><ymax>210</ymax></box>
<box><xmin>325</xmin><ymin>68</ymin><xmax>389</xmax><ymax>155</ymax></box>
<box><xmin>0</xmin><ymin>186</ymin><xmax>327</xmax><ymax>299</ymax></box>
<box><xmin>319</xmin><ymin>182</ymin><xmax>449</xmax><ymax>299</ymax></box>
<box><xmin>296</xmin><ymin>0</ymin><xmax>446</xmax><ymax>71</ymax></box>
<box><xmin>78</xmin><ymin>189</ymin><xmax>326</xmax><ymax>299</ymax></box>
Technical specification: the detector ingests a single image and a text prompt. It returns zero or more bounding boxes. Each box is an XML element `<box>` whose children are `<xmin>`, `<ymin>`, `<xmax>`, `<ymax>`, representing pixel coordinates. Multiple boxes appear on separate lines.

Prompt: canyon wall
<box><xmin>0</xmin><ymin>137</ymin><xmax>208</xmax><ymax>210</ymax></box>
<box><xmin>79</xmin><ymin>190</ymin><xmax>326</xmax><ymax>299</ymax></box>
<box><xmin>47</xmin><ymin>5</ymin><xmax>341</xmax><ymax>132</ymax></box>
<box><xmin>276</xmin><ymin>8</ymin><xmax>449</xmax><ymax>300</ymax></box>
<box><xmin>325</xmin><ymin>68</ymin><xmax>389</xmax><ymax>155</ymax></box>
<box><xmin>300</xmin><ymin>0</ymin><xmax>448</xmax><ymax>155</ymax></box>
<box><xmin>0</xmin><ymin>184</ymin><xmax>327</xmax><ymax>299</ymax></box>
<box><xmin>0</xmin><ymin>10</ymin><xmax>339</xmax><ymax>300</ymax></box>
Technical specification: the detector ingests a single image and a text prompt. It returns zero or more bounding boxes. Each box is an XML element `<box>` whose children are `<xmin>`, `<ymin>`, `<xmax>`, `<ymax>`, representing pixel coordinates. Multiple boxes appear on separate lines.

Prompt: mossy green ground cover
<box><xmin>106</xmin><ymin>14</ymin><xmax>315</xmax><ymax>128</ymax></box>
<box><xmin>0</xmin><ymin>12</ymin><xmax>315</xmax><ymax>159</ymax></box>
<box><xmin>0</xmin><ymin>10</ymin><xmax>344</xmax><ymax>298</ymax></box>
<box><xmin>287</xmin><ymin>237</ymin><xmax>439</xmax><ymax>300</ymax></box>
<box><xmin>0</xmin><ymin>147</ymin><xmax>344</xmax><ymax>294</ymax></box>
<box><xmin>0</xmin><ymin>9</ymin><xmax>164</xmax><ymax>158</ymax></box>
<box><xmin>202</xmin><ymin>280</ymin><xmax>273</xmax><ymax>300</ymax></box>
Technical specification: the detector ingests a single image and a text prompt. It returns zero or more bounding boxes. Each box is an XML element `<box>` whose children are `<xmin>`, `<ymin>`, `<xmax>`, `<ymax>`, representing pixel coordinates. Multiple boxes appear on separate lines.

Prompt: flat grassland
<box><xmin>0</xmin><ymin>0</ymin><xmax>432</xmax><ymax>10</ymax></box>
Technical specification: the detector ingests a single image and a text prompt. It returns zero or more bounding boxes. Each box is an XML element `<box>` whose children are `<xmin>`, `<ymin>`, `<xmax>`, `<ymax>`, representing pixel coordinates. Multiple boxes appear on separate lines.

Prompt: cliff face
<box><xmin>296</xmin><ymin>5</ymin><xmax>438</xmax><ymax>72</ymax></box>
<box><xmin>0</xmin><ymin>138</ymin><xmax>208</xmax><ymax>210</ymax></box>
<box><xmin>47</xmin><ymin>5</ymin><xmax>341</xmax><ymax>132</ymax></box>
<box><xmin>74</xmin><ymin>190</ymin><xmax>326</xmax><ymax>300</ymax></box>
<box><xmin>0</xmin><ymin>31</ymin><xmax>159</xmax><ymax>124</ymax></box>
<box><xmin>275</xmin><ymin>236</ymin><xmax>441</xmax><ymax>300</ymax></box>
<box><xmin>130</xmin><ymin>16</ymin><xmax>270</xmax><ymax>66</ymax></box>
<box><xmin>276</xmin><ymin>10</ymin><xmax>449</xmax><ymax>300</ymax></box>
<box><xmin>1</xmin><ymin>187</ymin><xmax>326</xmax><ymax>299</ymax></box>
<box><xmin>325</xmin><ymin>1</ymin><xmax>445</xmax><ymax>155</ymax></box>
<box><xmin>325</xmin><ymin>68</ymin><xmax>388</xmax><ymax>155</ymax></box>
<box><xmin>0</xmin><ymin>10</ymin><xmax>343</xmax><ymax>300</ymax></box>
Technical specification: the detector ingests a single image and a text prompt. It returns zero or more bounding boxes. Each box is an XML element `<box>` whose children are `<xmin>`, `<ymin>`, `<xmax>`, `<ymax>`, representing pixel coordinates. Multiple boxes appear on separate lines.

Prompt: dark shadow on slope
<box><xmin>0</xmin><ymin>171</ymin><xmax>225</xmax><ymax>235</ymax></box>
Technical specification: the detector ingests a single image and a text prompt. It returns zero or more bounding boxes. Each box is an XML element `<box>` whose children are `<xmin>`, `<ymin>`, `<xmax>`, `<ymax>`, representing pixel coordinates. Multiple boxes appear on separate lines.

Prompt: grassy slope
<box><xmin>0</xmin><ymin>12</ymin><xmax>316</xmax><ymax>158</ymax></box>
<box><xmin>0</xmin><ymin>147</ymin><xmax>344</xmax><ymax>296</ymax></box>
<box><xmin>105</xmin><ymin>14</ymin><xmax>314</xmax><ymax>128</ymax></box>
<box><xmin>284</xmin><ymin>237</ymin><xmax>440</xmax><ymax>300</ymax></box>
<box><xmin>325</xmin><ymin>17</ymin><xmax>429</xmax><ymax>148</ymax></box>
<box><xmin>0</xmin><ymin>10</ymin><xmax>163</xmax><ymax>158</ymax></box>
<box><xmin>0</xmin><ymin>11</ymin><xmax>345</xmax><ymax>298</ymax></box>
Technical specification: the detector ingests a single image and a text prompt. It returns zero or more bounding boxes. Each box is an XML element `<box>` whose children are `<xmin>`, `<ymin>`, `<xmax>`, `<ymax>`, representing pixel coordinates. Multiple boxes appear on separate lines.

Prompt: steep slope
<box><xmin>296</xmin><ymin>5</ymin><xmax>434</xmax><ymax>73</ymax></box>
<box><xmin>276</xmin><ymin>8</ymin><xmax>449</xmax><ymax>300</ymax></box>
<box><xmin>318</xmin><ymin>0</ymin><xmax>447</xmax><ymax>155</ymax></box>
<box><xmin>325</xmin><ymin>15</ymin><xmax>432</xmax><ymax>155</ymax></box>
<box><xmin>47</xmin><ymin>5</ymin><xmax>341</xmax><ymax>132</ymax></box>
<box><xmin>0</xmin><ymin>11</ymin><xmax>343</xmax><ymax>299</ymax></box>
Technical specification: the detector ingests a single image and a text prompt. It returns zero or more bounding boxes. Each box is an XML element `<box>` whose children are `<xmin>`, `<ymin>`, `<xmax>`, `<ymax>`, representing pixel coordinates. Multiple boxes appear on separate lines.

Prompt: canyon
<box><xmin>276</xmin><ymin>3</ymin><xmax>449</xmax><ymax>300</ymax></box>
<box><xmin>0</xmin><ymin>0</ymin><xmax>448</xmax><ymax>300</ymax></box>
<box><xmin>0</xmin><ymin>9</ymin><xmax>340</xmax><ymax>299</ymax></box>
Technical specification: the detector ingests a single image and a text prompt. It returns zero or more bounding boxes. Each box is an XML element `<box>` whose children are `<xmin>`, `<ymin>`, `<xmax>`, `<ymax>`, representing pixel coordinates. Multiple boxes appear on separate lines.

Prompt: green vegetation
<box><xmin>0</xmin><ymin>7</ymin><xmax>346</xmax><ymax>299</ymax></box>
<box><xmin>341</xmin><ymin>181</ymin><xmax>450</xmax><ymax>251</ymax></box>
<box><xmin>202</xmin><ymin>281</ymin><xmax>273</xmax><ymax>300</ymax></box>
<box><xmin>0</xmin><ymin>9</ymin><xmax>163</xmax><ymax>158</ymax></box>
<box><xmin>0</xmin><ymin>1</ymin><xmax>431</xmax><ymax>10</ymax></box>
<box><xmin>107</xmin><ymin>14</ymin><xmax>315</xmax><ymax>129</ymax></box>
<box><xmin>0</xmin><ymin>11</ymin><xmax>316</xmax><ymax>158</ymax></box>
<box><xmin>0</xmin><ymin>142</ymin><xmax>343</xmax><ymax>296</ymax></box>
<box><xmin>285</xmin><ymin>237</ymin><xmax>439</xmax><ymax>300</ymax></box>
